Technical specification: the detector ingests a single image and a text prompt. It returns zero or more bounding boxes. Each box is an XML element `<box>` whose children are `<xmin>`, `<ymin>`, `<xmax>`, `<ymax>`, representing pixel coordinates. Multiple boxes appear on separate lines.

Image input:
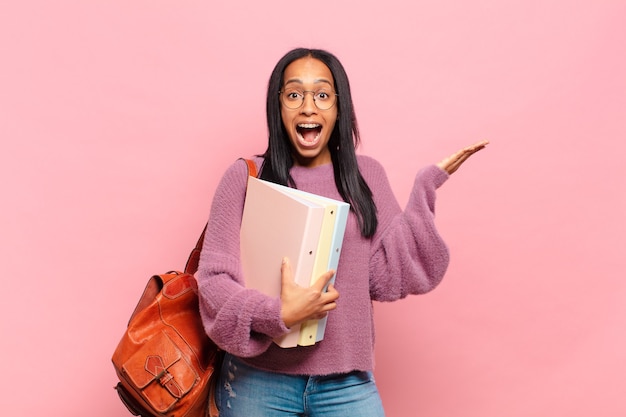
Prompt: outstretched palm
<box><xmin>437</xmin><ymin>140</ymin><xmax>489</xmax><ymax>175</ymax></box>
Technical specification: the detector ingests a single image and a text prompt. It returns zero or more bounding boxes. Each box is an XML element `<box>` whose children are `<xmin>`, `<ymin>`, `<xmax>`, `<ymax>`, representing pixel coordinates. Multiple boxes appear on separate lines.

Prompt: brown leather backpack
<box><xmin>112</xmin><ymin>159</ymin><xmax>256</xmax><ymax>417</ymax></box>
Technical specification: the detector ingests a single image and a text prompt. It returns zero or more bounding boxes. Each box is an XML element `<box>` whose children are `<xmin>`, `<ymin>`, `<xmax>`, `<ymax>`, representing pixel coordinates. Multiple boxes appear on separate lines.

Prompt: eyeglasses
<box><xmin>279</xmin><ymin>88</ymin><xmax>338</xmax><ymax>110</ymax></box>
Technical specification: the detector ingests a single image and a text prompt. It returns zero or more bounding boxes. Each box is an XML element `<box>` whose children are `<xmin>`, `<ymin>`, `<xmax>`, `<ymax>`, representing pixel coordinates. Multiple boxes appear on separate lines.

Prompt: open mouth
<box><xmin>296</xmin><ymin>123</ymin><xmax>322</xmax><ymax>145</ymax></box>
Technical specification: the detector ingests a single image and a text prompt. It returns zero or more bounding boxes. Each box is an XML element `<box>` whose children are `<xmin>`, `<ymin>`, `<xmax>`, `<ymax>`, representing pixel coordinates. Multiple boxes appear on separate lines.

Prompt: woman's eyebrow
<box><xmin>283</xmin><ymin>78</ymin><xmax>333</xmax><ymax>86</ymax></box>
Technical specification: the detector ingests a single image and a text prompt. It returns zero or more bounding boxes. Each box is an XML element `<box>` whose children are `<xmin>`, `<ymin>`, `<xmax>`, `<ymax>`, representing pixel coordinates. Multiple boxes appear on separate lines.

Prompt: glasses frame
<box><xmin>279</xmin><ymin>89</ymin><xmax>339</xmax><ymax>110</ymax></box>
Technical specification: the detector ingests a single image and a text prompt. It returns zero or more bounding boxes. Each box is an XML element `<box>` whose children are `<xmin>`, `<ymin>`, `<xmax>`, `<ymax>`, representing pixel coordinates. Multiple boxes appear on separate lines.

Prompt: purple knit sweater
<box><xmin>196</xmin><ymin>155</ymin><xmax>449</xmax><ymax>376</ymax></box>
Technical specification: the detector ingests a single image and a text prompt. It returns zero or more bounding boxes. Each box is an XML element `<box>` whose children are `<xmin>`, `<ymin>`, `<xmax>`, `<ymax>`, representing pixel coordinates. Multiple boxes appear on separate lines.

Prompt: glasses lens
<box><xmin>280</xmin><ymin>89</ymin><xmax>337</xmax><ymax>110</ymax></box>
<box><xmin>314</xmin><ymin>90</ymin><xmax>336</xmax><ymax>110</ymax></box>
<box><xmin>281</xmin><ymin>89</ymin><xmax>303</xmax><ymax>109</ymax></box>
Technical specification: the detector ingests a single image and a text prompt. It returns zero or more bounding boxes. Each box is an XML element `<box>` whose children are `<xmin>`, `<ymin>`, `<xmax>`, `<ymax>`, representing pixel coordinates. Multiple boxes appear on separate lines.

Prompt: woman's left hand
<box><xmin>437</xmin><ymin>140</ymin><xmax>489</xmax><ymax>175</ymax></box>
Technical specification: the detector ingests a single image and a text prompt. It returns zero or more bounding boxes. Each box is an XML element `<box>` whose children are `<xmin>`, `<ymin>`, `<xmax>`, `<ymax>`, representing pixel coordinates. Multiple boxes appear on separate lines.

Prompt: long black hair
<box><xmin>260</xmin><ymin>48</ymin><xmax>377</xmax><ymax>238</ymax></box>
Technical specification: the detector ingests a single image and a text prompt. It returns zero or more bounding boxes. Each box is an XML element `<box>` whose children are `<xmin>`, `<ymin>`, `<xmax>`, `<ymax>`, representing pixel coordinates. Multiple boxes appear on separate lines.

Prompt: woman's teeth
<box><xmin>297</xmin><ymin>124</ymin><xmax>322</xmax><ymax>144</ymax></box>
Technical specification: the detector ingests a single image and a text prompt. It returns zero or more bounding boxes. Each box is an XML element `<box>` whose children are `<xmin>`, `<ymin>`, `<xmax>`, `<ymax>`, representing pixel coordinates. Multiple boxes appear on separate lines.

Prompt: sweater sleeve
<box><xmin>195</xmin><ymin>159</ymin><xmax>290</xmax><ymax>358</ymax></box>
<box><xmin>368</xmin><ymin>162</ymin><xmax>450</xmax><ymax>301</ymax></box>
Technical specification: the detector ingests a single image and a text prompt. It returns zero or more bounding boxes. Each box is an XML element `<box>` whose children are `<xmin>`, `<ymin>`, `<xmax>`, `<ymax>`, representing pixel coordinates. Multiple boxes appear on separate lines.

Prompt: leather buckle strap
<box><xmin>146</xmin><ymin>356</ymin><xmax>183</xmax><ymax>398</ymax></box>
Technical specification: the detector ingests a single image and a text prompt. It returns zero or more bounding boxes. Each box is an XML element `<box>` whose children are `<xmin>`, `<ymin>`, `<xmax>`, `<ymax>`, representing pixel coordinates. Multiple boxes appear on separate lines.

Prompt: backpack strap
<box><xmin>184</xmin><ymin>158</ymin><xmax>257</xmax><ymax>274</ymax></box>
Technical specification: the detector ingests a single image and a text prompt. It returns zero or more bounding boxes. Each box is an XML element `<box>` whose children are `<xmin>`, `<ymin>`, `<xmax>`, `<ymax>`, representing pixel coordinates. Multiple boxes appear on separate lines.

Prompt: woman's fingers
<box><xmin>437</xmin><ymin>140</ymin><xmax>489</xmax><ymax>175</ymax></box>
<box><xmin>280</xmin><ymin>260</ymin><xmax>339</xmax><ymax>328</ymax></box>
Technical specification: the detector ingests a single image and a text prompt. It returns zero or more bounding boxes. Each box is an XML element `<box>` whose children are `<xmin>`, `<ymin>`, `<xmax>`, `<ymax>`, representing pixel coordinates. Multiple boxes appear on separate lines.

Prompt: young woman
<box><xmin>196</xmin><ymin>48</ymin><xmax>487</xmax><ymax>416</ymax></box>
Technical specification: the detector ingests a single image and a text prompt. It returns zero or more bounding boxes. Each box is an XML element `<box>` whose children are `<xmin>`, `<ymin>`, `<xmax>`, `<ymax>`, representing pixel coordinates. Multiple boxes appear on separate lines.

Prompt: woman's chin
<box><xmin>293</xmin><ymin>147</ymin><xmax>331</xmax><ymax>167</ymax></box>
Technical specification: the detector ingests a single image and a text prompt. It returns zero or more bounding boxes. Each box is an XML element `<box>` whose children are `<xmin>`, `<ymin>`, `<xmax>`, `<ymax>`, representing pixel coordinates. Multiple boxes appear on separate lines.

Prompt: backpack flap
<box><xmin>121</xmin><ymin>331</ymin><xmax>199</xmax><ymax>413</ymax></box>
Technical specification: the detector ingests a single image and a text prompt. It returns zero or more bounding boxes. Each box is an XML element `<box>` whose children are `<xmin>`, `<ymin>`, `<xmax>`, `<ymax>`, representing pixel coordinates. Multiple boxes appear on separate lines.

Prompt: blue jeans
<box><xmin>216</xmin><ymin>354</ymin><xmax>386</xmax><ymax>417</ymax></box>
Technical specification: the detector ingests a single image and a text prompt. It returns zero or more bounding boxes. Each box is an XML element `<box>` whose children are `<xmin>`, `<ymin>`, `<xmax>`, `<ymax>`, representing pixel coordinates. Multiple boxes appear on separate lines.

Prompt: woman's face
<box><xmin>280</xmin><ymin>57</ymin><xmax>338</xmax><ymax>167</ymax></box>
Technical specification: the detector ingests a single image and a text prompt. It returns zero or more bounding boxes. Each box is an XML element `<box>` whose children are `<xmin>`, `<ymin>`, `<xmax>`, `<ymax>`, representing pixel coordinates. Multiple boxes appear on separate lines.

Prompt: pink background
<box><xmin>2</xmin><ymin>1</ymin><xmax>625</xmax><ymax>416</ymax></box>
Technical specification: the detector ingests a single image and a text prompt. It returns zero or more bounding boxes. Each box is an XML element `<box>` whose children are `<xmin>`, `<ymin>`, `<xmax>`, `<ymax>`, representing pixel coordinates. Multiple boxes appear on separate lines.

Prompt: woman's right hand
<box><xmin>279</xmin><ymin>257</ymin><xmax>340</xmax><ymax>329</ymax></box>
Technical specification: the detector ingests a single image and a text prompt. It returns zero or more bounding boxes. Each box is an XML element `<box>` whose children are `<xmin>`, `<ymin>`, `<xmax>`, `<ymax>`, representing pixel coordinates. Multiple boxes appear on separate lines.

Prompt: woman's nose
<box><xmin>300</xmin><ymin>92</ymin><xmax>317</xmax><ymax>114</ymax></box>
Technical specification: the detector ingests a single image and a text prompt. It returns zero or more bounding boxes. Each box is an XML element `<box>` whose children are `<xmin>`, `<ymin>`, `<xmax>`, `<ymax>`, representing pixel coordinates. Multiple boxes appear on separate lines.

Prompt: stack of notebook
<box><xmin>240</xmin><ymin>176</ymin><xmax>349</xmax><ymax>348</ymax></box>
